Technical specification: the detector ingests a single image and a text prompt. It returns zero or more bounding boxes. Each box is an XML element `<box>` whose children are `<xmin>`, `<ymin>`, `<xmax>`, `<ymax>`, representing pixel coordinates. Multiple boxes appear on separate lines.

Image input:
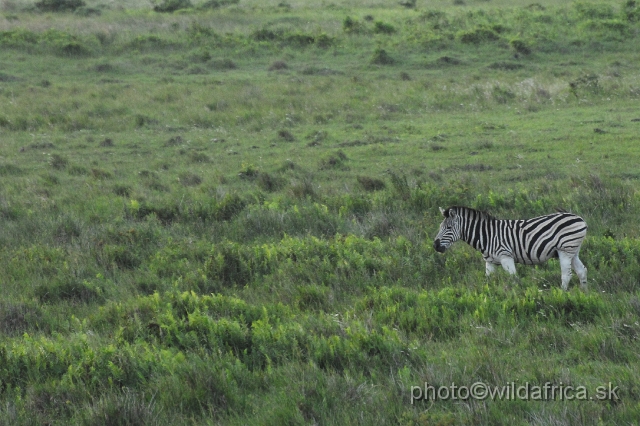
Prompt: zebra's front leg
<box><xmin>500</xmin><ymin>257</ymin><xmax>517</xmax><ymax>275</ymax></box>
<box><xmin>485</xmin><ymin>261</ymin><xmax>496</xmax><ymax>277</ymax></box>
<box><xmin>558</xmin><ymin>251</ymin><xmax>573</xmax><ymax>291</ymax></box>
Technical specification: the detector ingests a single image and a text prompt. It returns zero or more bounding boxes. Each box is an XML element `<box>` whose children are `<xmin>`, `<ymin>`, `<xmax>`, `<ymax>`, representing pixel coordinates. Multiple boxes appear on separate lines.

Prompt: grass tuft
<box><xmin>269</xmin><ymin>60</ymin><xmax>288</xmax><ymax>71</ymax></box>
<box><xmin>35</xmin><ymin>278</ymin><xmax>103</xmax><ymax>304</ymax></box>
<box><xmin>99</xmin><ymin>138</ymin><xmax>114</xmax><ymax>147</ymax></box>
<box><xmin>153</xmin><ymin>0</ymin><xmax>192</xmax><ymax>13</ymax></box>
<box><xmin>35</xmin><ymin>0</ymin><xmax>85</xmax><ymax>12</ymax></box>
<box><xmin>49</xmin><ymin>154</ymin><xmax>69</xmax><ymax>170</ymax></box>
<box><xmin>370</xmin><ymin>48</ymin><xmax>395</xmax><ymax>65</ymax></box>
<box><xmin>178</xmin><ymin>172</ymin><xmax>202</xmax><ymax>186</ymax></box>
<box><xmin>357</xmin><ymin>176</ymin><xmax>386</xmax><ymax>192</ymax></box>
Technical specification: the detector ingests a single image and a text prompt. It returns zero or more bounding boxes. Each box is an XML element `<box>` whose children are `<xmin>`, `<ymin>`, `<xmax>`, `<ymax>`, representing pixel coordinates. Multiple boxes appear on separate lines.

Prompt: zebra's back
<box><xmin>505</xmin><ymin>212</ymin><xmax>587</xmax><ymax>265</ymax></box>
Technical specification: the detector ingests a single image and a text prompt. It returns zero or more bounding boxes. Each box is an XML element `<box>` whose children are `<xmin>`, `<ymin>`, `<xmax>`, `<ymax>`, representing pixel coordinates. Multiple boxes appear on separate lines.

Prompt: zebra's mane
<box><xmin>446</xmin><ymin>206</ymin><xmax>495</xmax><ymax>221</ymax></box>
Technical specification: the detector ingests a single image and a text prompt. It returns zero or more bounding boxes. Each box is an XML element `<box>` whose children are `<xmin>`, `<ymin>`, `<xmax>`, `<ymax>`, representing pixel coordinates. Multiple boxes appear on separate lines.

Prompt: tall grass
<box><xmin>0</xmin><ymin>0</ymin><xmax>638</xmax><ymax>424</ymax></box>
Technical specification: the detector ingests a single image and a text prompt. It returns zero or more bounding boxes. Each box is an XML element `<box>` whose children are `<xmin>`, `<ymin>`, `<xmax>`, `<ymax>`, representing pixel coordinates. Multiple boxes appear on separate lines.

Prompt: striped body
<box><xmin>434</xmin><ymin>206</ymin><xmax>588</xmax><ymax>290</ymax></box>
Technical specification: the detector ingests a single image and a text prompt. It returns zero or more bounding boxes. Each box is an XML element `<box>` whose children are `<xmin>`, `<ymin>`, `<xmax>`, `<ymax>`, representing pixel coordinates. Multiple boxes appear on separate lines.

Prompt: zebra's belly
<box><xmin>485</xmin><ymin>250</ymin><xmax>556</xmax><ymax>265</ymax></box>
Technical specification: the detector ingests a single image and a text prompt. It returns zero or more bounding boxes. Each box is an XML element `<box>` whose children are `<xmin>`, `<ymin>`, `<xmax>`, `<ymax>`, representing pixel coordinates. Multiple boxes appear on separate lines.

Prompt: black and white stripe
<box><xmin>433</xmin><ymin>206</ymin><xmax>588</xmax><ymax>290</ymax></box>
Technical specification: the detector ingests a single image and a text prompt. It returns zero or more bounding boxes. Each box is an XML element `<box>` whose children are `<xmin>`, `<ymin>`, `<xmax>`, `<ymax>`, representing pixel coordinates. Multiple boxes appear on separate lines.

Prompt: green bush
<box><xmin>257</xmin><ymin>172</ymin><xmax>284</xmax><ymax>192</ymax></box>
<box><xmin>202</xmin><ymin>241</ymin><xmax>252</xmax><ymax>286</ymax></box>
<box><xmin>0</xmin><ymin>301</ymin><xmax>45</xmax><ymax>336</ymax></box>
<box><xmin>357</xmin><ymin>176</ymin><xmax>386</xmax><ymax>192</ymax></box>
<box><xmin>373</xmin><ymin>21</ymin><xmax>397</xmax><ymax>34</ymax></box>
<box><xmin>624</xmin><ymin>0</ymin><xmax>640</xmax><ymax>21</ymax></box>
<box><xmin>153</xmin><ymin>0</ymin><xmax>192</xmax><ymax>13</ymax></box>
<box><xmin>370</xmin><ymin>48</ymin><xmax>395</xmax><ymax>65</ymax></box>
<box><xmin>35</xmin><ymin>0</ymin><xmax>86</xmax><ymax>12</ymax></box>
<box><xmin>458</xmin><ymin>27</ymin><xmax>500</xmax><ymax>44</ymax></box>
<box><xmin>49</xmin><ymin>154</ymin><xmax>69</xmax><ymax>170</ymax></box>
<box><xmin>80</xmin><ymin>389</ymin><xmax>160</xmax><ymax>425</ymax></box>
<box><xmin>58</xmin><ymin>41</ymin><xmax>91</xmax><ymax>57</ymax></box>
<box><xmin>510</xmin><ymin>38</ymin><xmax>531</xmax><ymax>54</ymax></box>
<box><xmin>74</xmin><ymin>6</ymin><xmax>101</xmax><ymax>16</ymax></box>
<box><xmin>34</xmin><ymin>278</ymin><xmax>104</xmax><ymax>303</ymax></box>
<box><xmin>238</xmin><ymin>163</ymin><xmax>259</xmax><ymax>180</ymax></box>
<box><xmin>199</xmin><ymin>0</ymin><xmax>239</xmax><ymax>8</ymax></box>
<box><xmin>0</xmin><ymin>163</ymin><xmax>23</xmax><ymax>176</ymax></box>
<box><xmin>356</xmin><ymin>285</ymin><xmax>605</xmax><ymax>341</ymax></box>
<box><xmin>573</xmin><ymin>1</ymin><xmax>615</xmax><ymax>19</ymax></box>
<box><xmin>343</xmin><ymin>16</ymin><xmax>368</xmax><ymax>34</ymax></box>
<box><xmin>296</xmin><ymin>285</ymin><xmax>329</xmax><ymax>311</ymax></box>
<box><xmin>178</xmin><ymin>172</ymin><xmax>202</xmax><ymax>186</ymax></box>
<box><xmin>214</xmin><ymin>193</ymin><xmax>246</xmax><ymax>221</ymax></box>
<box><xmin>251</xmin><ymin>28</ymin><xmax>332</xmax><ymax>48</ymax></box>
<box><xmin>319</xmin><ymin>151</ymin><xmax>348</xmax><ymax>170</ymax></box>
<box><xmin>100</xmin><ymin>244</ymin><xmax>141</xmax><ymax>270</ymax></box>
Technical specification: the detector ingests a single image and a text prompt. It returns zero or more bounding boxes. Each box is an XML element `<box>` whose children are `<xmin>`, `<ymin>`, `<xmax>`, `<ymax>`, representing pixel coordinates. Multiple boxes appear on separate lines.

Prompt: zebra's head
<box><xmin>434</xmin><ymin>207</ymin><xmax>462</xmax><ymax>253</ymax></box>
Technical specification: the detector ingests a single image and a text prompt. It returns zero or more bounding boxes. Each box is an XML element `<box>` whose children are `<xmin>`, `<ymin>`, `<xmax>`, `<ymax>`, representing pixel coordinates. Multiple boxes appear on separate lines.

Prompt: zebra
<box><xmin>433</xmin><ymin>206</ymin><xmax>588</xmax><ymax>290</ymax></box>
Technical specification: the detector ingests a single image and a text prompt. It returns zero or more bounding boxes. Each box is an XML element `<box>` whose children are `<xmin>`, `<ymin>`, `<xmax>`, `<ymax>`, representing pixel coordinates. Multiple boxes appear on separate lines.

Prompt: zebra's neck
<box><xmin>459</xmin><ymin>211</ymin><xmax>497</xmax><ymax>254</ymax></box>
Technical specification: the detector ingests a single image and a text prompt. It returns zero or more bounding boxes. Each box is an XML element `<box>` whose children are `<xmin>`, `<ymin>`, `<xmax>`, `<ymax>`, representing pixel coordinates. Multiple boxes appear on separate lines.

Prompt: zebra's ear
<box><xmin>439</xmin><ymin>207</ymin><xmax>447</xmax><ymax>217</ymax></box>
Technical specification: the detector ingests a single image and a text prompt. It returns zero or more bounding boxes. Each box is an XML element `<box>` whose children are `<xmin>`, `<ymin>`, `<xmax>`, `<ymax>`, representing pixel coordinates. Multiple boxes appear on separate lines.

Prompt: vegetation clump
<box><xmin>256</xmin><ymin>172</ymin><xmax>284</xmax><ymax>192</ymax></box>
<box><xmin>199</xmin><ymin>0</ymin><xmax>239</xmax><ymax>9</ymax></box>
<box><xmin>49</xmin><ymin>154</ymin><xmax>68</xmax><ymax>170</ymax></box>
<box><xmin>268</xmin><ymin>60</ymin><xmax>288</xmax><ymax>71</ymax></box>
<box><xmin>178</xmin><ymin>172</ymin><xmax>202</xmax><ymax>186</ymax></box>
<box><xmin>319</xmin><ymin>150</ymin><xmax>348</xmax><ymax>170</ymax></box>
<box><xmin>357</xmin><ymin>176</ymin><xmax>386</xmax><ymax>191</ymax></box>
<box><xmin>153</xmin><ymin>0</ymin><xmax>192</xmax><ymax>13</ymax></box>
<box><xmin>570</xmin><ymin>73</ymin><xmax>601</xmax><ymax>96</ymax></box>
<box><xmin>510</xmin><ymin>38</ymin><xmax>532</xmax><ymax>54</ymax></box>
<box><xmin>370</xmin><ymin>47</ymin><xmax>395</xmax><ymax>65</ymax></box>
<box><xmin>458</xmin><ymin>27</ymin><xmax>500</xmax><ymax>43</ymax></box>
<box><xmin>35</xmin><ymin>0</ymin><xmax>85</xmax><ymax>12</ymax></box>
<box><xmin>277</xmin><ymin>129</ymin><xmax>295</xmax><ymax>141</ymax></box>
<box><xmin>343</xmin><ymin>16</ymin><xmax>368</xmax><ymax>34</ymax></box>
<box><xmin>373</xmin><ymin>21</ymin><xmax>397</xmax><ymax>34</ymax></box>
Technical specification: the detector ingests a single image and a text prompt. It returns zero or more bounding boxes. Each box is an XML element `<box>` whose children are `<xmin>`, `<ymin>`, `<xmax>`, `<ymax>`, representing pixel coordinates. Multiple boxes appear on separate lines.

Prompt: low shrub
<box><xmin>257</xmin><ymin>172</ymin><xmax>284</xmax><ymax>192</ymax></box>
<box><xmin>34</xmin><ymin>278</ymin><xmax>103</xmax><ymax>303</ymax></box>
<box><xmin>153</xmin><ymin>0</ymin><xmax>192</xmax><ymax>13</ymax></box>
<box><xmin>458</xmin><ymin>27</ymin><xmax>500</xmax><ymax>44</ymax></box>
<box><xmin>510</xmin><ymin>38</ymin><xmax>532</xmax><ymax>54</ymax></box>
<box><xmin>370</xmin><ymin>48</ymin><xmax>395</xmax><ymax>65</ymax></box>
<box><xmin>373</xmin><ymin>21</ymin><xmax>396</xmax><ymax>34</ymax></box>
<box><xmin>199</xmin><ymin>0</ymin><xmax>239</xmax><ymax>9</ymax></box>
<box><xmin>178</xmin><ymin>172</ymin><xmax>202</xmax><ymax>186</ymax></box>
<box><xmin>35</xmin><ymin>0</ymin><xmax>85</xmax><ymax>12</ymax></box>
<box><xmin>319</xmin><ymin>151</ymin><xmax>348</xmax><ymax>170</ymax></box>
<box><xmin>357</xmin><ymin>176</ymin><xmax>386</xmax><ymax>192</ymax></box>
<box><xmin>0</xmin><ymin>301</ymin><xmax>45</xmax><ymax>336</ymax></box>
<box><xmin>49</xmin><ymin>154</ymin><xmax>68</xmax><ymax>170</ymax></box>
<box><xmin>343</xmin><ymin>16</ymin><xmax>368</xmax><ymax>34</ymax></box>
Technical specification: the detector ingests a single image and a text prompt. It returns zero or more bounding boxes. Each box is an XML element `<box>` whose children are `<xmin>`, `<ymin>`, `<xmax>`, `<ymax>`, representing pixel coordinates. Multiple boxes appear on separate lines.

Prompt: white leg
<box><xmin>485</xmin><ymin>262</ymin><xmax>496</xmax><ymax>277</ymax></box>
<box><xmin>558</xmin><ymin>251</ymin><xmax>573</xmax><ymax>291</ymax></box>
<box><xmin>500</xmin><ymin>257</ymin><xmax>517</xmax><ymax>275</ymax></box>
<box><xmin>572</xmin><ymin>255</ymin><xmax>588</xmax><ymax>290</ymax></box>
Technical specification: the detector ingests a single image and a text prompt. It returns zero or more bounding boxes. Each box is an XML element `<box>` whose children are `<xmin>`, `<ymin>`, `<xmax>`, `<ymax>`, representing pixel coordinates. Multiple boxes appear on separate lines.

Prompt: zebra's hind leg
<box><xmin>499</xmin><ymin>257</ymin><xmax>517</xmax><ymax>275</ymax></box>
<box><xmin>572</xmin><ymin>254</ymin><xmax>588</xmax><ymax>290</ymax></box>
<box><xmin>558</xmin><ymin>251</ymin><xmax>573</xmax><ymax>291</ymax></box>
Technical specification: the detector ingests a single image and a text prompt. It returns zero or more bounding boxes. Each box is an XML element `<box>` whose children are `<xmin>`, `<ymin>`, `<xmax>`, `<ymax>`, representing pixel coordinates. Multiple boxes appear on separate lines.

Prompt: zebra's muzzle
<box><xmin>433</xmin><ymin>239</ymin><xmax>446</xmax><ymax>253</ymax></box>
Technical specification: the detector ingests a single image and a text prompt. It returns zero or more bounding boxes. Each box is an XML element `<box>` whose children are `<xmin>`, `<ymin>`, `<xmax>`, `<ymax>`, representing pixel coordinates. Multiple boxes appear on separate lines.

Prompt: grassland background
<box><xmin>0</xmin><ymin>0</ymin><xmax>639</xmax><ymax>424</ymax></box>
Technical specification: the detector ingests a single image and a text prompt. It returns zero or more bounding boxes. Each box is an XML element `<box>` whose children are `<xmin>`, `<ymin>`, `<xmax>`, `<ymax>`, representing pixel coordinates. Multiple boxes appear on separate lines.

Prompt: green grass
<box><xmin>0</xmin><ymin>0</ymin><xmax>639</xmax><ymax>424</ymax></box>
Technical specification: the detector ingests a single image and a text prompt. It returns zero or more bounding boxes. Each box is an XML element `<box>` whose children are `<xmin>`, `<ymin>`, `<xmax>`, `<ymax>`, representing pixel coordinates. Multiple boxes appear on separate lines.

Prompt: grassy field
<box><xmin>0</xmin><ymin>0</ymin><xmax>639</xmax><ymax>424</ymax></box>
